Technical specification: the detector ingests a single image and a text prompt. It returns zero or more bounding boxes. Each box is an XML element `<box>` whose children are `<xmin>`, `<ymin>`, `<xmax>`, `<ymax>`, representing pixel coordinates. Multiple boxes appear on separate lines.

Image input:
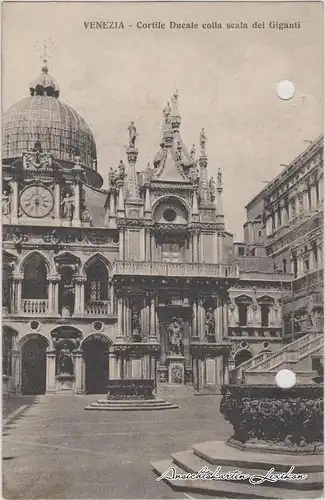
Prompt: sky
<box><xmin>2</xmin><ymin>1</ymin><xmax>323</xmax><ymax>239</ymax></box>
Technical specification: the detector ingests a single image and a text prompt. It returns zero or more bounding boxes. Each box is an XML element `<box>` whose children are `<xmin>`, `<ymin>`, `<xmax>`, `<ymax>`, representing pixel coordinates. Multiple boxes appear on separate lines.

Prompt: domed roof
<box><xmin>2</xmin><ymin>62</ymin><xmax>97</xmax><ymax>169</ymax></box>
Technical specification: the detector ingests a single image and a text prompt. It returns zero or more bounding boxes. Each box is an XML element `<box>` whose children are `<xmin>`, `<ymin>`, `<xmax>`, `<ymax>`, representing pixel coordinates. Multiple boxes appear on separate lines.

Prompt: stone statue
<box><xmin>168</xmin><ymin>318</ymin><xmax>183</xmax><ymax>355</ymax></box>
<box><xmin>132</xmin><ymin>311</ymin><xmax>141</xmax><ymax>340</ymax></box>
<box><xmin>217</xmin><ymin>169</ymin><xmax>222</xmax><ymax>186</ymax></box>
<box><xmin>205</xmin><ymin>308</ymin><xmax>215</xmax><ymax>337</ymax></box>
<box><xmin>171</xmin><ymin>90</ymin><xmax>179</xmax><ymax>115</ymax></box>
<box><xmin>117</xmin><ymin>160</ymin><xmax>125</xmax><ymax>181</ymax></box>
<box><xmin>61</xmin><ymin>193</ymin><xmax>74</xmax><ymax>219</ymax></box>
<box><xmin>58</xmin><ymin>344</ymin><xmax>73</xmax><ymax>375</ymax></box>
<box><xmin>108</xmin><ymin>167</ymin><xmax>117</xmax><ymax>188</ymax></box>
<box><xmin>189</xmin><ymin>144</ymin><xmax>196</xmax><ymax>162</ymax></box>
<box><xmin>209</xmin><ymin>177</ymin><xmax>216</xmax><ymax>201</ymax></box>
<box><xmin>128</xmin><ymin>121</ymin><xmax>138</xmax><ymax>147</ymax></box>
<box><xmin>2</xmin><ymin>190</ymin><xmax>10</xmax><ymax>217</ymax></box>
<box><xmin>200</xmin><ymin>128</ymin><xmax>207</xmax><ymax>156</ymax></box>
<box><xmin>163</xmin><ymin>102</ymin><xmax>171</xmax><ymax>123</ymax></box>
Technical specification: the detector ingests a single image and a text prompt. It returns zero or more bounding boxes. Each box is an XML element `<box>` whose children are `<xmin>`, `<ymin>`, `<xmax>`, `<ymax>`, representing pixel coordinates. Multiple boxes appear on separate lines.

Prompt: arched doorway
<box><xmin>234</xmin><ymin>349</ymin><xmax>253</xmax><ymax>368</ymax></box>
<box><xmin>21</xmin><ymin>336</ymin><xmax>47</xmax><ymax>395</ymax></box>
<box><xmin>82</xmin><ymin>336</ymin><xmax>110</xmax><ymax>394</ymax></box>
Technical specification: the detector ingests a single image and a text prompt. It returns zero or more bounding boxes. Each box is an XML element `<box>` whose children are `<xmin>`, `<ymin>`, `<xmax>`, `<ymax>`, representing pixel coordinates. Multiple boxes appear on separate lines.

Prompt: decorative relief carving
<box><xmin>220</xmin><ymin>385</ymin><xmax>323</xmax><ymax>452</ymax></box>
<box><xmin>23</xmin><ymin>151</ymin><xmax>53</xmax><ymax>171</ymax></box>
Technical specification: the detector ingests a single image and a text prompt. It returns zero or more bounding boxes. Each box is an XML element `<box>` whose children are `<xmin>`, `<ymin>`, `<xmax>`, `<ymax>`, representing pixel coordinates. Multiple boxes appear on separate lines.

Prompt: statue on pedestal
<box><xmin>61</xmin><ymin>192</ymin><xmax>74</xmax><ymax>219</ymax></box>
<box><xmin>128</xmin><ymin>121</ymin><xmax>138</xmax><ymax>147</ymax></box>
<box><xmin>200</xmin><ymin>128</ymin><xmax>207</xmax><ymax>156</ymax></box>
<box><xmin>117</xmin><ymin>160</ymin><xmax>125</xmax><ymax>181</ymax></box>
<box><xmin>58</xmin><ymin>343</ymin><xmax>73</xmax><ymax>375</ymax></box>
<box><xmin>132</xmin><ymin>311</ymin><xmax>141</xmax><ymax>341</ymax></box>
<box><xmin>168</xmin><ymin>318</ymin><xmax>183</xmax><ymax>355</ymax></box>
<box><xmin>2</xmin><ymin>189</ymin><xmax>10</xmax><ymax>217</ymax></box>
<box><xmin>204</xmin><ymin>308</ymin><xmax>216</xmax><ymax>337</ymax></box>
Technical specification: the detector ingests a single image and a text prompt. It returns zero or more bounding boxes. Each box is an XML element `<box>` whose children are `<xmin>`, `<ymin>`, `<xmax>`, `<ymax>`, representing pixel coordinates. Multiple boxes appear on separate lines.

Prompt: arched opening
<box><xmin>21</xmin><ymin>336</ymin><xmax>47</xmax><ymax>395</ymax></box>
<box><xmin>84</xmin><ymin>257</ymin><xmax>110</xmax><ymax>315</ymax></box>
<box><xmin>234</xmin><ymin>349</ymin><xmax>253</xmax><ymax>368</ymax></box>
<box><xmin>2</xmin><ymin>252</ymin><xmax>16</xmax><ymax>311</ymax></box>
<box><xmin>22</xmin><ymin>253</ymin><xmax>48</xmax><ymax>299</ymax></box>
<box><xmin>82</xmin><ymin>336</ymin><xmax>110</xmax><ymax>394</ymax></box>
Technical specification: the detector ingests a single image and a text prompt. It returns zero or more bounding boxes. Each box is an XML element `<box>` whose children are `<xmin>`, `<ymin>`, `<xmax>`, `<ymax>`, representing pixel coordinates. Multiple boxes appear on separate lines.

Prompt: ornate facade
<box><xmin>238</xmin><ymin>137</ymin><xmax>324</xmax><ymax>342</ymax></box>
<box><xmin>2</xmin><ymin>63</ymin><xmax>296</xmax><ymax>395</ymax></box>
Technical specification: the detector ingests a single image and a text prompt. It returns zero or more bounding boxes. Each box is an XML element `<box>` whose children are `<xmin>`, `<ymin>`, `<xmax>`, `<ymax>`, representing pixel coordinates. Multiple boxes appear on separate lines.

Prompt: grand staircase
<box><xmin>231</xmin><ymin>332</ymin><xmax>323</xmax><ymax>385</ymax></box>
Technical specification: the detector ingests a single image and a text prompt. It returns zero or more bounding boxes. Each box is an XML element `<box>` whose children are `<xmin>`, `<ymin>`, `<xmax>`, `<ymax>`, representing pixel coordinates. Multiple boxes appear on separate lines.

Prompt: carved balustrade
<box><xmin>22</xmin><ymin>299</ymin><xmax>49</xmax><ymax>315</ymax></box>
<box><xmin>113</xmin><ymin>260</ymin><xmax>239</xmax><ymax>279</ymax></box>
<box><xmin>84</xmin><ymin>300</ymin><xmax>111</xmax><ymax>316</ymax></box>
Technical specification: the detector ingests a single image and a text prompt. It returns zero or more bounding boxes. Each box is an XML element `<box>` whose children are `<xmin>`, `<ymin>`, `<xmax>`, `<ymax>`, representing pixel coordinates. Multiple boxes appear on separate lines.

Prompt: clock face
<box><xmin>20</xmin><ymin>185</ymin><xmax>54</xmax><ymax>218</ymax></box>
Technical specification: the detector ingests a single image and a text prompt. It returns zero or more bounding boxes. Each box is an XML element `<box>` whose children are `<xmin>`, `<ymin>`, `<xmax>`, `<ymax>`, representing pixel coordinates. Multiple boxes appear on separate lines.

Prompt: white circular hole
<box><xmin>276</xmin><ymin>80</ymin><xmax>295</xmax><ymax>100</ymax></box>
<box><xmin>275</xmin><ymin>369</ymin><xmax>296</xmax><ymax>389</ymax></box>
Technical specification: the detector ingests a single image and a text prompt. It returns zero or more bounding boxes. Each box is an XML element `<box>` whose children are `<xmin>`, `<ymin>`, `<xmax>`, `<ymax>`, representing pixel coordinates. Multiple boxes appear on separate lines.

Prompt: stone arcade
<box><xmin>2</xmin><ymin>61</ymin><xmax>311</xmax><ymax>396</ymax></box>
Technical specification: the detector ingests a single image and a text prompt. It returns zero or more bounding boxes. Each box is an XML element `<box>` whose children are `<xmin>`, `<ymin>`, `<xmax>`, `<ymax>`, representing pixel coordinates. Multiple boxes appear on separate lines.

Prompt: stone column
<box><xmin>12</xmin><ymin>273</ymin><xmax>23</xmax><ymax>315</ymax></box>
<box><xmin>11</xmin><ymin>349</ymin><xmax>20</xmax><ymax>393</ymax></box>
<box><xmin>192</xmin><ymin>298</ymin><xmax>199</xmax><ymax>339</ymax></box>
<box><xmin>310</xmin><ymin>183</ymin><xmax>318</xmax><ymax>210</ymax></box>
<box><xmin>108</xmin><ymin>351</ymin><xmax>117</xmax><ymax>379</ymax></box>
<box><xmin>192</xmin><ymin>231</ymin><xmax>198</xmax><ymax>263</ymax></box>
<box><xmin>72</xmin><ymin>181</ymin><xmax>81</xmax><ymax>225</ymax></box>
<box><xmin>288</xmin><ymin>202</ymin><xmax>293</xmax><ymax>221</ymax></box>
<box><xmin>318</xmin><ymin>176</ymin><xmax>324</xmax><ymax>203</ymax></box>
<box><xmin>46</xmin><ymin>348</ymin><xmax>56</xmax><ymax>394</ymax></box>
<box><xmin>73</xmin><ymin>281</ymin><xmax>81</xmax><ymax>315</ymax></box>
<box><xmin>125</xmin><ymin>296</ymin><xmax>131</xmax><ymax>338</ymax></box>
<box><xmin>54</xmin><ymin>182</ymin><xmax>61</xmax><ymax>220</ymax></box>
<box><xmin>265</xmin><ymin>216</ymin><xmax>272</xmax><ymax>236</ymax></box>
<box><xmin>46</xmin><ymin>275</ymin><xmax>61</xmax><ymax>315</ymax></box>
<box><xmin>149</xmin><ymin>294</ymin><xmax>157</xmax><ymax>342</ymax></box>
<box><xmin>9</xmin><ymin>180</ymin><xmax>19</xmax><ymax>223</ymax></box>
<box><xmin>74</xmin><ymin>349</ymin><xmax>85</xmax><ymax>394</ymax></box>
<box><xmin>303</xmin><ymin>188</ymin><xmax>309</xmax><ymax>213</ymax></box>
<box><xmin>281</xmin><ymin>204</ymin><xmax>288</xmax><ymax>226</ymax></box>
<box><xmin>116</xmin><ymin>294</ymin><xmax>124</xmax><ymax>341</ymax></box>
<box><xmin>119</xmin><ymin>229</ymin><xmax>125</xmax><ymax>260</ymax></box>
<box><xmin>198</xmin><ymin>297</ymin><xmax>205</xmax><ymax>340</ymax></box>
<box><xmin>222</xmin><ymin>355</ymin><xmax>230</xmax><ymax>385</ymax></box>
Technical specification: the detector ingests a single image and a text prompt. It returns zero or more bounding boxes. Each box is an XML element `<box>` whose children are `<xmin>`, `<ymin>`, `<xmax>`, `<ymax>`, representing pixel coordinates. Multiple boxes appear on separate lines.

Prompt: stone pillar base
<box><xmin>56</xmin><ymin>374</ymin><xmax>75</xmax><ymax>394</ymax></box>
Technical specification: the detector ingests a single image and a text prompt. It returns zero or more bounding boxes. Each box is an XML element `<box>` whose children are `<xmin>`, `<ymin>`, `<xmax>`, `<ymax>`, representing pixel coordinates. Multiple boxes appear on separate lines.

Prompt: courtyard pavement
<box><xmin>2</xmin><ymin>393</ymin><xmax>231</xmax><ymax>499</ymax></box>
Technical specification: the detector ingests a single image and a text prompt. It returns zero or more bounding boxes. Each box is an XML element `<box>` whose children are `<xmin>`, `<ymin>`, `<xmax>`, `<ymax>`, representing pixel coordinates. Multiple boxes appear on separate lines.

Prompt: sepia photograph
<box><xmin>2</xmin><ymin>1</ymin><xmax>324</xmax><ymax>499</ymax></box>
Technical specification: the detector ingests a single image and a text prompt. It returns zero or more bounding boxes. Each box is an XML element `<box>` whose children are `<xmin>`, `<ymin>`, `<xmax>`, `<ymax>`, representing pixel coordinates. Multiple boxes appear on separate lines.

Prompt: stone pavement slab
<box><xmin>3</xmin><ymin>394</ymin><xmax>231</xmax><ymax>499</ymax></box>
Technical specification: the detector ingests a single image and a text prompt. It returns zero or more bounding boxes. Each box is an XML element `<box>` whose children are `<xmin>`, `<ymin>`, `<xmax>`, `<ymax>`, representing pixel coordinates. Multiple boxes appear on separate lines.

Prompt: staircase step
<box><xmin>151</xmin><ymin>458</ymin><xmax>320</xmax><ymax>499</ymax></box>
<box><xmin>172</xmin><ymin>449</ymin><xmax>323</xmax><ymax>490</ymax></box>
<box><xmin>192</xmin><ymin>441</ymin><xmax>323</xmax><ymax>473</ymax></box>
<box><xmin>95</xmin><ymin>398</ymin><xmax>169</xmax><ymax>405</ymax></box>
<box><xmin>85</xmin><ymin>401</ymin><xmax>178</xmax><ymax>411</ymax></box>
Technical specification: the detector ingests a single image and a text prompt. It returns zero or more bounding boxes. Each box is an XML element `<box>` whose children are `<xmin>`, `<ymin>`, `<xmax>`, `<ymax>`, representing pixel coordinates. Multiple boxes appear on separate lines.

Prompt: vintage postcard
<box><xmin>2</xmin><ymin>1</ymin><xmax>323</xmax><ymax>499</ymax></box>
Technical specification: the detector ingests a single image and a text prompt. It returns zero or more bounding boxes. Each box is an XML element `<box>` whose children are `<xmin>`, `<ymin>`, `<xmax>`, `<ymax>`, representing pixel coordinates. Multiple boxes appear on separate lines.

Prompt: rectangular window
<box><xmin>238</xmin><ymin>304</ymin><xmax>248</xmax><ymax>326</ymax></box>
<box><xmin>261</xmin><ymin>305</ymin><xmax>270</xmax><ymax>327</ymax></box>
<box><xmin>238</xmin><ymin>247</ymin><xmax>245</xmax><ymax>256</ymax></box>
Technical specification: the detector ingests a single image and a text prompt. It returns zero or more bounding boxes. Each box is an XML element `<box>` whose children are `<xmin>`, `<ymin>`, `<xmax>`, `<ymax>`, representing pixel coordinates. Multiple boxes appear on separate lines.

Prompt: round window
<box><xmin>30</xmin><ymin>321</ymin><xmax>40</xmax><ymax>331</ymax></box>
<box><xmin>240</xmin><ymin>341</ymin><xmax>248</xmax><ymax>349</ymax></box>
<box><xmin>263</xmin><ymin>341</ymin><xmax>270</xmax><ymax>349</ymax></box>
<box><xmin>93</xmin><ymin>321</ymin><xmax>103</xmax><ymax>332</ymax></box>
<box><xmin>163</xmin><ymin>208</ymin><xmax>177</xmax><ymax>222</ymax></box>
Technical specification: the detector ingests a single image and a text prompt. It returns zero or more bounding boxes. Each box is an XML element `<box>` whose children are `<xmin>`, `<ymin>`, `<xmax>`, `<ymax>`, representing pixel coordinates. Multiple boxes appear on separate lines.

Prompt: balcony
<box><xmin>84</xmin><ymin>300</ymin><xmax>111</xmax><ymax>316</ymax></box>
<box><xmin>112</xmin><ymin>261</ymin><xmax>239</xmax><ymax>279</ymax></box>
<box><xmin>22</xmin><ymin>299</ymin><xmax>49</xmax><ymax>315</ymax></box>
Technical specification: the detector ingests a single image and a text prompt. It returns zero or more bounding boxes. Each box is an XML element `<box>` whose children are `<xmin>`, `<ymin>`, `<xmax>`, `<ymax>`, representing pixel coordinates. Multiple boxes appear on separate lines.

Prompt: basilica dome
<box><xmin>2</xmin><ymin>62</ymin><xmax>97</xmax><ymax>170</ymax></box>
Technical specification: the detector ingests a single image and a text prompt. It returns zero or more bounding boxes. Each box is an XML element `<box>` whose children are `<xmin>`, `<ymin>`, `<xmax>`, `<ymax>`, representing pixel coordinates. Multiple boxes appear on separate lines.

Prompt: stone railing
<box><xmin>239</xmin><ymin>270</ymin><xmax>292</xmax><ymax>282</ymax></box>
<box><xmin>230</xmin><ymin>331</ymin><xmax>321</xmax><ymax>382</ymax></box>
<box><xmin>113</xmin><ymin>261</ymin><xmax>239</xmax><ymax>279</ymax></box>
<box><xmin>84</xmin><ymin>300</ymin><xmax>111</xmax><ymax>316</ymax></box>
<box><xmin>21</xmin><ymin>299</ymin><xmax>49</xmax><ymax>315</ymax></box>
<box><xmin>253</xmin><ymin>333</ymin><xmax>323</xmax><ymax>372</ymax></box>
<box><xmin>228</xmin><ymin>327</ymin><xmax>282</xmax><ymax>338</ymax></box>
<box><xmin>220</xmin><ymin>384</ymin><xmax>323</xmax><ymax>453</ymax></box>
